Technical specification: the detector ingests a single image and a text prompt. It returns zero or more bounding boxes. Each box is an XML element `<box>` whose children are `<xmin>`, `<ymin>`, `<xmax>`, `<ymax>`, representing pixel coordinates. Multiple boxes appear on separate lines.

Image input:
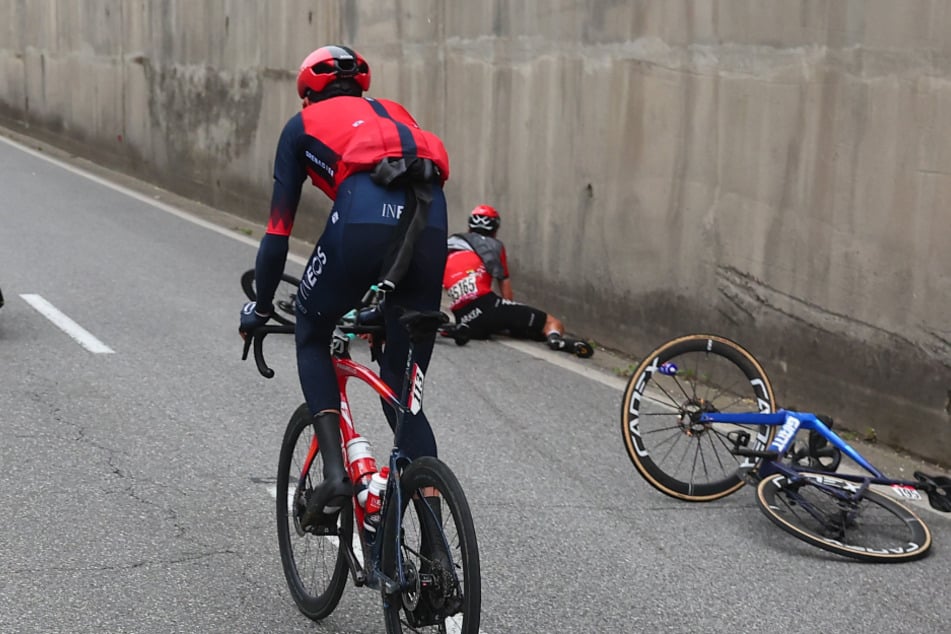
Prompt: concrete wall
<box><xmin>1</xmin><ymin>1</ymin><xmax>949</xmax><ymax>463</ymax></box>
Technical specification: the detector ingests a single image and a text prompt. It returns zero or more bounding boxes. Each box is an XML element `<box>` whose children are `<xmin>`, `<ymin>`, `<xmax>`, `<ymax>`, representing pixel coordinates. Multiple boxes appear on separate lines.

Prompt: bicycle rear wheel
<box><xmin>276</xmin><ymin>404</ymin><xmax>351</xmax><ymax>620</ymax></box>
<box><xmin>621</xmin><ymin>334</ymin><xmax>777</xmax><ymax>501</ymax></box>
<box><xmin>240</xmin><ymin>268</ymin><xmax>299</xmax><ymax>326</ymax></box>
<box><xmin>380</xmin><ymin>457</ymin><xmax>481</xmax><ymax>633</ymax></box>
<box><xmin>756</xmin><ymin>472</ymin><xmax>932</xmax><ymax>562</ymax></box>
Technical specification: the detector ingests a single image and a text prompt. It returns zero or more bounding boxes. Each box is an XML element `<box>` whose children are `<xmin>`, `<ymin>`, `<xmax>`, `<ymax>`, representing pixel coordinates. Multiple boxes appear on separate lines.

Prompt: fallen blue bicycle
<box><xmin>620</xmin><ymin>333</ymin><xmax>951</xmax><ymax>562</ymax></box>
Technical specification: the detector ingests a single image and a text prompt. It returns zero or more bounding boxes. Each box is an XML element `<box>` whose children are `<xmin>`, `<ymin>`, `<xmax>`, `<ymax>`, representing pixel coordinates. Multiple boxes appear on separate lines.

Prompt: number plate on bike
<box><xmin>890</xmin><ymin>484</ymin><xmax>922</xmax><ymax>500</ymax></box>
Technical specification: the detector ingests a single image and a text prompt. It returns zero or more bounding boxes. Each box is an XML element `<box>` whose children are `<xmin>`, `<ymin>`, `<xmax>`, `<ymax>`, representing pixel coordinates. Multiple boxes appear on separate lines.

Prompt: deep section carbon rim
<box><xmin>621</xmin><ymin>334</ymin><xmax>776</xmax><ymax>501</ymax></box>
<box><xmin>381</xmin><ymin>457</ymin><xmax>481</xmax><ymax>633</ymax></box>
<box><xmin>241</xmin><ymin>268</ymin><xmax>299</xmax><ymax>326</ymax></box>
<box><xmin>276</xmin><ymin>404</ymin><xmax>350</xmax><ymax>620</ymax></box>
<box><xmin>756</xmin><ymin>472</ymin><xmax>932</xmax><ymax>562</ymax></box>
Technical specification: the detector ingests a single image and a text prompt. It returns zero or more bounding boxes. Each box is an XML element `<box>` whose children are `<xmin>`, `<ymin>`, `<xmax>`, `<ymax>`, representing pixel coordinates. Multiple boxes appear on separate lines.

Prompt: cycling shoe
<box><xmin>300</xmin><ymin>476</ymin><xmax>351</xmax><ymax>532</ymax></box>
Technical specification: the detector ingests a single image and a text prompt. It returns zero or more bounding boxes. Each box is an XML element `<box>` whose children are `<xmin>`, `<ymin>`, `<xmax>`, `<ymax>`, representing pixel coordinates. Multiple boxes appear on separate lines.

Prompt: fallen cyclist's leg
<box><xmin>541</xmin><ymin>314</ymin><xmax>595</xmax><ymax>358</ymax></box>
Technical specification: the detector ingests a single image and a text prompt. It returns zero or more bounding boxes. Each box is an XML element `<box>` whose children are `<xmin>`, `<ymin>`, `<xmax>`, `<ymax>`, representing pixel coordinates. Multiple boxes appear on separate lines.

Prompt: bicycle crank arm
<box><xmin>341</xmin><ymin>537</ymin><xmax>368</xmax><ymax>587</ymax></box>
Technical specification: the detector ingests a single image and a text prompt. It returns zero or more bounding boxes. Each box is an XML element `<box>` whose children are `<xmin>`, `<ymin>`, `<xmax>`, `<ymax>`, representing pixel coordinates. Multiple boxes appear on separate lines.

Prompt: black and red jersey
<box><xmin>443</xmin><ymin>234</ymin><xmax>509</xmax><ymax>311</ymax></box>
<box><xmin>266</xmin><ymin>96</ymin><xmax>450</xmax><ymax>237</ymax></box>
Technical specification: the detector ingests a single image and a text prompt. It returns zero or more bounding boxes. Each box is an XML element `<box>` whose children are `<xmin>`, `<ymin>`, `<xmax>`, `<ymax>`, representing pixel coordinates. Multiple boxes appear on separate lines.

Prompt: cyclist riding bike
<box><xmin>442</xmin><ymin>205</ymin><xmax>593</xmax><ymax>357</ymax></box>
<box><xmin>239</xmin><ymin>45</ymin><xmax>450</xmax><ymax>532</ymax></box>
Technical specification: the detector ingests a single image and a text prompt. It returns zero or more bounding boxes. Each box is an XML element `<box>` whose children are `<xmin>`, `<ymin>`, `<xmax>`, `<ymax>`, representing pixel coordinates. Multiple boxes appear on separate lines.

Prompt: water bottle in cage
<box><xmin>346</xmin><ymin>435</ymin><xmax>378</xmax><ymax>507</ymax></box>
<box><xmin>363</xmin><ymin>466</ymin><xmax>390</xmax><ymax>541</ymax></box>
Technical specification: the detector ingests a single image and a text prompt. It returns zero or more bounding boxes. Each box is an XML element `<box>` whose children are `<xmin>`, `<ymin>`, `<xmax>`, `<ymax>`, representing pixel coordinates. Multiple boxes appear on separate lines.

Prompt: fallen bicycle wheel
<box><xmin>756</xmin><ymin>472</ymin><xmax>932</xmax><ymax>562</ymax></box>
<box><xmin>241</xmin><ymin>268</ymin><xmax>300</xmax><ymax>326</ymax></box>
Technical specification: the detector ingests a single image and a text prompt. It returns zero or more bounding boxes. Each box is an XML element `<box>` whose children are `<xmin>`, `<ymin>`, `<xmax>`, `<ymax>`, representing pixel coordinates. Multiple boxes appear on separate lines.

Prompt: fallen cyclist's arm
<box><xmin>498</xmin><ymin>277</ymin><xmax>513</xmax><ymax>301</ymax></box>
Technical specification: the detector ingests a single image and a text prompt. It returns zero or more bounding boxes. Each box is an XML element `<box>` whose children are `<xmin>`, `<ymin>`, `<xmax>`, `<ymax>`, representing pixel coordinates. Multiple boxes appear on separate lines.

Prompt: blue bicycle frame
<box><xmin>699</xmin><ymin>409</ymin><xmax>901</xmax><ymax>484</ymax></box>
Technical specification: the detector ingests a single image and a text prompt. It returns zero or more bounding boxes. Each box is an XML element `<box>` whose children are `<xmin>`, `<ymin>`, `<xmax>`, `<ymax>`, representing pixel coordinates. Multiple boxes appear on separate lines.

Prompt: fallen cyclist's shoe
<box><xmin>439</xmin><ymin>322</ymin><xmax>470</xmax><ymax>346</ymax></box>
<box><xmin>547</xmin><ymin>333</ymin><xmax>594</xmax><ymax>358</ymax></box>
<box><xmin>570</xmin><ymin>339</ymin><xmax>594</xmax><ymax>358</ymax></box>
<box><xmin>547</xmin><ymin>333</ymin><xmax>567</xmax><ymax>351</ymax></box>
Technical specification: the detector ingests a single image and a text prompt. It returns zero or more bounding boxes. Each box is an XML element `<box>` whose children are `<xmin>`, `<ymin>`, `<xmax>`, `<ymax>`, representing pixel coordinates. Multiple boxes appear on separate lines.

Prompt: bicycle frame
<box><xmin>330</xmin><ymin>346</ymin><xmax>412</xmax><ymax>594</ymax></box>
<box><xmin>289</xmin><ymin>327</ymin><xmax>458</xmax><ymax>596</ymax></box>
<box><xmin>699</xmin><ymin>409</ymin><xmax>925</xmax><ymax>490</ymax></box>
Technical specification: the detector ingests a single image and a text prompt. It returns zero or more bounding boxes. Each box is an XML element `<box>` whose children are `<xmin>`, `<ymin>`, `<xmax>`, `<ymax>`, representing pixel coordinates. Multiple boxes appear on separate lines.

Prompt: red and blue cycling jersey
<box><xmin>266</xmin><ymin>96</ymin><xmax>450</xmax><ymax>237</ymax></box>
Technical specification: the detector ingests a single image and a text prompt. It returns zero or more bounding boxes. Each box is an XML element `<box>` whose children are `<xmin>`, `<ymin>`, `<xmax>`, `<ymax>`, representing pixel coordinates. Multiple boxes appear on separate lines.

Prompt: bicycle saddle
<box><xmin>914</xmin><ymin>471</ymin><xmax>951</xmax><ymax>513</ymax></box>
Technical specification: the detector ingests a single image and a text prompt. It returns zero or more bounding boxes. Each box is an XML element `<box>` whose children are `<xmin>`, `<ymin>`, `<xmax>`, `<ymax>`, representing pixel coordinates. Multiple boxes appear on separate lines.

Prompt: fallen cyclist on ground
<box><xmin>441</xmin><ymin>204</ymin><xmax>594</xmax><ymax>358</ymax></box>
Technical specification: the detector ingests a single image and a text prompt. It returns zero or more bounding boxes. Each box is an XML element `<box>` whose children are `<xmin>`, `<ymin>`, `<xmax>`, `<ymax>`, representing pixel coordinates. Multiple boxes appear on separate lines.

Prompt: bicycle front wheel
<box><xmin>621</xmin><ymin>334</ymin><xmax>777</xmax><ymax>501</ymax></box>
<box><xmin>380</xmin><ymin>457</ymin><xmax>481</xmax><ymax>633</ymax></box>
<box><xmin>276</xmin><ymin>404</ymin><xmax>351</xmax><ymax>620</ymax></box>
<box><xmin>240</xmin><ymin>268</ymin><xmax>300</xmax><ymax>326</ymax></box>
<box><xmin>756</xmin><ymin>472</ymin><xmax>932</xmax><ymax>562</ymax></box>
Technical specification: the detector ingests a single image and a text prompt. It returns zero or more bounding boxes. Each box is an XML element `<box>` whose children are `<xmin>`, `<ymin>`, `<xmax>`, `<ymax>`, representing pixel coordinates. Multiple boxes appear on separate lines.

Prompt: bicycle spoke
<box><xmin>701</xmin><ymin>426</ymin><xmax>734</xmax><ymax>474</ymax></box>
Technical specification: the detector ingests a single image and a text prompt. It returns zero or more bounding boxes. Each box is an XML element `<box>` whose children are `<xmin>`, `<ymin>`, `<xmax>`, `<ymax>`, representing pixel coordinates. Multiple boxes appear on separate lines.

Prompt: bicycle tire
<box><xmin>380</xmin><ymin>456</ymin><xmax>481</xmax><ymax>633</ymax></box>
<box><xmin>621</xmin><ymin>334</ymin><xmax>777</xmax><ymax>501</ymax></box>
<box><xmin>756</xmin><ymin>472</ymin><xmax>932</xmax><ymax>562</ymax></box>
<box><xmin>276</xmin><ymin>403</ymin><xmax>351</xmax><ymax>620</ymax></box>
<box><xmin>240</xmin><ymin>268</ymin><xmax>300</xmax><ymax>326</ymax></box>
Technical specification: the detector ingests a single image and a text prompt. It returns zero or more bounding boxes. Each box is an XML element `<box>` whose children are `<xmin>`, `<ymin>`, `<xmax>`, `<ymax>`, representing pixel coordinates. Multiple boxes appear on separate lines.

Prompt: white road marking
<box><xmin>490</xmin><ymin>338</ymin><xmax>628</xmax><ymax>390</ymax></box>
<box><xmin>21</xmin><ymin>294</ymin><xmax>115</xmax><ymax>354</ymax></box>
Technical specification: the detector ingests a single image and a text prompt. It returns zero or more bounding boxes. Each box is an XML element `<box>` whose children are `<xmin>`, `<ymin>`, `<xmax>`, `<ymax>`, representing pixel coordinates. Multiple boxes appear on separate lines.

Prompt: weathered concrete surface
<box><xmin>1</xmin><ymin>1</ymin><xmax>948</xmax><ymax>463</ymax></box>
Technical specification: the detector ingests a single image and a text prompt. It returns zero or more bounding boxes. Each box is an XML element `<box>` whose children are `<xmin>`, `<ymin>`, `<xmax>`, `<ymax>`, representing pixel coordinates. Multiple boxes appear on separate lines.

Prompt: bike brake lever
<box><xmin>241</xmin><ymin>330</ymin><xmax>275</xmax><ymax>379</ymax></box>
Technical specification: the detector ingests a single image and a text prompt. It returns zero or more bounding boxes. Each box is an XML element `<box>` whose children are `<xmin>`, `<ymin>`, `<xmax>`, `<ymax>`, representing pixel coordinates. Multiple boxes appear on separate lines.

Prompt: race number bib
<box><xmin>447</xmin><ymin>274</ymin><xmax>477</xmax><ymax>302</ymax></box>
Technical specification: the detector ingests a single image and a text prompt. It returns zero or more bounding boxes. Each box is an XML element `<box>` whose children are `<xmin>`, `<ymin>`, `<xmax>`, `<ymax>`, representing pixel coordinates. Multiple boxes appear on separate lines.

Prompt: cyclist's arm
<box><xmin>498</xmin><ymin>278</ymin><xmax>513</xmax><ymax>300</ymax></box>
<box><xmin>497</xmin><ymin>243</ymin><xmax>512</xmax><ymax>300</ymax></box>
<box><xmin>255</xmin><ymin>115</ymin><xmax>308</xmax><ymax>312</ymax></box>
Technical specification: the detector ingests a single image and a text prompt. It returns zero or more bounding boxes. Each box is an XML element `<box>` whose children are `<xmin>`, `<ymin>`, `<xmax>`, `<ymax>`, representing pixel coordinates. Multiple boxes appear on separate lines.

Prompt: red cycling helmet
<box><xmin>296</xmin><ymin>45</ymin><xmax>371</xmax><ymax>99</ymax></box>
<box><xmin>468</xmin><ymin>204</ymin><xmax>501</xmax><ymax>234</ymax></box>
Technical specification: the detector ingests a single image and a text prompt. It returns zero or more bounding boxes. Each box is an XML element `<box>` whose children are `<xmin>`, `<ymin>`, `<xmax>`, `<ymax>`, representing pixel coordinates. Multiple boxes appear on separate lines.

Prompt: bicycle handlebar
<box><xmin>241</xmin><ymin>318</ymin><xmax>386</xmax><ymax>379</ymax></box>
<box><xmin>241</xmin><ymin>324</ymin><xmax>294</xmax><ymax>378</ymax></box>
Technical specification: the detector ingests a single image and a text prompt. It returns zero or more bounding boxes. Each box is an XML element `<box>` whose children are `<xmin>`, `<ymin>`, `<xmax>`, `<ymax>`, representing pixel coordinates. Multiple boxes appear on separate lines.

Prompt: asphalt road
<box><xmin>1</xmin><ymin>130</ymin><xmax>950</xmax><ymax>634</ymax></box>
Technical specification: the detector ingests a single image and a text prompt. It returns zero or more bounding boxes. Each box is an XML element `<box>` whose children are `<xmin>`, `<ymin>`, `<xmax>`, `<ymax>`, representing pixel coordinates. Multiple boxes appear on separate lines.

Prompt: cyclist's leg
<box><xmin>483</xmin><ymin>297</ymin><xmax>548</xmax><ymax>340</ymax></box>
<box><xmin>378</xmin><ymin>189</ymin><xmax>448</xmax><ymax>461</ymax></box>
<box><xmin>295</xmin><ymin>191</ymin><xmax>369</xmax><ymax>526</ymax></box>
<box><xmin>450</xmin><ymin>293</ymin><xmax>497</xmax><ymax>340</ymax></box>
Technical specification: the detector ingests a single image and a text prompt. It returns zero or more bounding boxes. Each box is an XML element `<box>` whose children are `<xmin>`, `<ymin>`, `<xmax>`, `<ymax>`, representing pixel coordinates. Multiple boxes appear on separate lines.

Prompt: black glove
<box><xmin>239</xmin><ymin>301</ymin><xmax>271</xmax><ymax>337</ymax></box>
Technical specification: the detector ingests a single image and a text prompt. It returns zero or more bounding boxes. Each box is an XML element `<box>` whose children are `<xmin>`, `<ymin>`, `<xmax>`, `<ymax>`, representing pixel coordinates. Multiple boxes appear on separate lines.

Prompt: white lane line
<box><xmin>21</xmin><ymin>294</ymin><xmax>115</xmax><ymax>354</ymax></box>
<box><xmin>493</xmin><ymin>338</ymin><xmax>628</xmax><ymax>390</ymax></box>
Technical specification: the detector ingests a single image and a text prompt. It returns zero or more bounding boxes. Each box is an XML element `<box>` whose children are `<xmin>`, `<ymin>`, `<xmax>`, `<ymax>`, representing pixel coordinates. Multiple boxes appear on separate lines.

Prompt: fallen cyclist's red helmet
<box><xmin>469</xmin><ymin>204</ymin><xmax>501</xmax><ymax>234</ymax></box>
<box><xmin>296</xmin><ymin>45</ymin><xmax>371</xmax><ymax>99</ymax></box>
